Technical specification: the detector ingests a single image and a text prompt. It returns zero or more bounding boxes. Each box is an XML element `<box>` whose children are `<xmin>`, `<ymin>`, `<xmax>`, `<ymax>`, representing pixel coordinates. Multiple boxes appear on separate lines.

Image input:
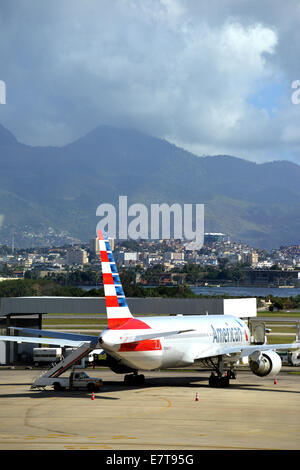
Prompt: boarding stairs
<box><xmin>31</xmin><ymin>342</ymin><xmax>97</xmax><ymax>388</ymax></box>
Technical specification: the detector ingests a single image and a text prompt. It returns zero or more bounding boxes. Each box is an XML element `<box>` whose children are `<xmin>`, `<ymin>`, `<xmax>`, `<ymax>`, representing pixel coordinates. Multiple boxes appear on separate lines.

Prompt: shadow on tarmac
<box><xmin>1</xmin><ymin>371</ymin><xmax>299</xmax><ymax>397</ymax></box>
<box><xmin>0</xmin><ymin>390</ymin><xmax>120</xmax><ymax>399</ymax></box>
<box><xmin>116</xmin><ymin>375</ymin><xmax>300</xmax><ymax>394</ymax></box>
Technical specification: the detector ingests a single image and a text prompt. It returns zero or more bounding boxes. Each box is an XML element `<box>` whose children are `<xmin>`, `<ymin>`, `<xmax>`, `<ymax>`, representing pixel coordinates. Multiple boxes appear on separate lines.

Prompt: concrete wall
<box><xmin>0</xmin><ymin>296</ymin><xmax>257</xmax><ymax>317</ymax></box>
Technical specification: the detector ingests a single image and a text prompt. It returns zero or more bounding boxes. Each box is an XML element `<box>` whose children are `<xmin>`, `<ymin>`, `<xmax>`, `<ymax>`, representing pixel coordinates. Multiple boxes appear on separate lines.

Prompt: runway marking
<box><xmin>64</xmin><ymin>444</ymin><xmax>112</xmax><ymax>450</ymax></box>
<box><xmin>161</xmin><ymin>397</ymin><xmax>172</xmax><ymax>409</ymax></box>
<box><xmin>0</xmin><ymin>439</ymin><xmax>277</xmax><ymax>450</ymax></box>
<box><xmin>24</xmin><ymin>433</ymin><xmax>75</xmax><ymax>440</ymax></box>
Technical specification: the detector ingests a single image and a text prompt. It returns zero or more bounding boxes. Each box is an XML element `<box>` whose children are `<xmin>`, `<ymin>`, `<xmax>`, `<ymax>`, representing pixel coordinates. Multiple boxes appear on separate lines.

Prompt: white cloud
<box><xmin>0</xmin><ymin>0</ymin><xmax>299</xmax><ymax>163</ymax></box>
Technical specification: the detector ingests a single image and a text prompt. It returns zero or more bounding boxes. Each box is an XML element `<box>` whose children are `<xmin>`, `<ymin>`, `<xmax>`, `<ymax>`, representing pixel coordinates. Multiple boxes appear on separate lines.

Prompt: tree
<box><xmin>273</xmin><ymin>299</ymin><xmax>284</xmax><ymax>311</ymax></box>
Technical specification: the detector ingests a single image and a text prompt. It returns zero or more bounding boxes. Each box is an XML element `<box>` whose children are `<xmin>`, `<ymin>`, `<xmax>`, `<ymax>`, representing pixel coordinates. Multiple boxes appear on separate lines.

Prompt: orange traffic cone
<box><xmin>195</xmin><ymin>392</ymin><xmax>199</xmax><ymax>401</ymax></box>
<box><xmin>91</xmin><ymin>392</ymin><xmax>95</xmax><ymax>400</ymax></box>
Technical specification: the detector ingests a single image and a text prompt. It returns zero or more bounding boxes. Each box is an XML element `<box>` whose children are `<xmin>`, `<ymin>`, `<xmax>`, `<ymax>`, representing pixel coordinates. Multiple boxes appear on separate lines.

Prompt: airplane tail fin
<box><xmin>97</xmin><ymin>230</ymin><xmax>137</xmax><ymax>330</ymax></box>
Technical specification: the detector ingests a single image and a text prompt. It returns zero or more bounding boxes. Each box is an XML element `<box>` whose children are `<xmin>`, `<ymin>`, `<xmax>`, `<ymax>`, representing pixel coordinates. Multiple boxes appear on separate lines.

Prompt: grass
<box><xmin>266</xmin><ymin>326</ymin><xmax>296</xmax><ymax>334</ymax></box>
<box><xmin>266</xmin><ymin>335</ymin><xmax>297</xmax><ymax>345</ymax></box>
<box><xmin>46</xmin><ymin>312</ymin><xmax>106</xmax><ymax>316</ymax></box>
<box><xmin>43</xmin><ymin>318</ymin><xmax>106</xmax><ymax>326</ymax></box>
<box><xmin>258</xmin><ymin>311</ymin><xmax>300</xmax><ymax>317</ymax></box>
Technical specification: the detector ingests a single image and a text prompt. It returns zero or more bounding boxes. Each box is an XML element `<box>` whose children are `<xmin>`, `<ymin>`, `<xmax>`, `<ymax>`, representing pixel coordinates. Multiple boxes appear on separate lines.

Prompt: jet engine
<box><xmin>249</xmin><ymin>350</ymin><xmax>282</xmax><ymax>377</ymax></box>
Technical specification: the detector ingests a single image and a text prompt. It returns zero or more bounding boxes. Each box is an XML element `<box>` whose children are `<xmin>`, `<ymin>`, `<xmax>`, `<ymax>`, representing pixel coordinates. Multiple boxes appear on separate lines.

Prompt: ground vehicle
<box><xmin>32</xmin><ymin>371</ymin><xmax>103</xmax><ymax>391</ymax></box>
<box><xmin>33</xmin><ymin>348</ymin><xmax>62</xmax><ymax>366</ymax></box>
<box><xmin>278</xmin><ymin>349</ymin><xmax>300</xmax><ymax>366</ymax></box>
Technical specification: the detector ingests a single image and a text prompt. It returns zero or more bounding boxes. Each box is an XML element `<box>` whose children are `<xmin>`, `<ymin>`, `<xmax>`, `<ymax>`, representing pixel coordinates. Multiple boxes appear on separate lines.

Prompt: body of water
<box><xmin>190</xmin><ymin>286</ymin><xmax>300</xmax><ymax>298</ymax></box>
<box><xmin>79</xmin><ymin>284</ymin><xmax>300</xmax><ymax>298</ymax></box>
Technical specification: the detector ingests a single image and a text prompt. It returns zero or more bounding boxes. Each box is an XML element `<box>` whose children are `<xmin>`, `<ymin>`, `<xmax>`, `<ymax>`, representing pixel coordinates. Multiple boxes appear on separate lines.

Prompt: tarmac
<box><xmin>0</xmin><ymin>366</ymin><xmax>299</xmax><ymax>450</ymax></box>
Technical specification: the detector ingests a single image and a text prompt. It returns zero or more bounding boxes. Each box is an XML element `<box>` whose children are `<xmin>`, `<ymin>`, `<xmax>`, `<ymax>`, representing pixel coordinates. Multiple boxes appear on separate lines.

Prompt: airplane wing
<box><xmin>239</xmin><ymin>342</ymin><xmax>300</xmax><ymax>357</ymax></box>
<box><xmin>0</xmin><ymin>327</ymin><xmax>99</xmax><ymax>348</ymax></box>
<box><xmin>0</xmin><ymin>334</ymin><xmax>87</xmax><ymax>348</ymax></box>
<box><xmin>8</xmin><ymin>327</ymin><xmax>98</xmax><ymax>343</ymax></box>
<box><xmin>194</xmin><ymin>341</ymin><xmax>300</xmax><ymax>360</ymax></box>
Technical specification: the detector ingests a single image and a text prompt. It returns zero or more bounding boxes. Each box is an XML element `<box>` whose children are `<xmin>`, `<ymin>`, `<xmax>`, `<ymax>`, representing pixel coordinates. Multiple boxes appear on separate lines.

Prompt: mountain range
<box><xmin>0</xmin><ymin>123</ymin><xmax>299</xmax><ymax>250</ymax></box>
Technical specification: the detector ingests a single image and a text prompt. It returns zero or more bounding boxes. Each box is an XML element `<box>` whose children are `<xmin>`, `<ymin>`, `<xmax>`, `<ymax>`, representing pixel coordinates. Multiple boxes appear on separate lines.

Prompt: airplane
<box><xmin>1</xmin><ymin>229</ymin><xmax>300</xmax><ymax>388</ymax></box>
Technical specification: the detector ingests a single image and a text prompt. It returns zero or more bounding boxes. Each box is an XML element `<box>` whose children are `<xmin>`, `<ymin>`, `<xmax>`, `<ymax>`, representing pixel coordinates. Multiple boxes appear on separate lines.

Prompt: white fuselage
<box><xmin>100</xmin><ymin>315</ymin><xmax>250</xmax><ymax>371</ymax></box>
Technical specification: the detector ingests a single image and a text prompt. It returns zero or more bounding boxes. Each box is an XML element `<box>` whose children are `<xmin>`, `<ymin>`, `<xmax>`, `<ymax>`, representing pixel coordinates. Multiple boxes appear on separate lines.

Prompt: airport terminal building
<box><xmin>0</xmin><ymin>296</ymin><xmax>257</xmax><ymax>365</ymax></box>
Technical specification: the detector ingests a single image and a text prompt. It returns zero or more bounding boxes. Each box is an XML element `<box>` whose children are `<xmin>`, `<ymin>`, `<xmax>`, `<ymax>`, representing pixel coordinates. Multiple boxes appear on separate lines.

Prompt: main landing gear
<box><xmin>208</xmin><ymin>356</ymin><xmax>236</xmax><ymax>388</ymax></box>
<box><xmin>124</xmin><ymin>372</ymin><xmax>145</xmax><ymax>386</ymax></box>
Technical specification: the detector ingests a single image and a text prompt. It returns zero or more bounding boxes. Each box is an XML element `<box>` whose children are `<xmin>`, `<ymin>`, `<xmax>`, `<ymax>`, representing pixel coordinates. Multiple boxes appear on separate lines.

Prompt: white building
<box><xmin>90</xmin><ymin>237</ymin><xmax>115</xmax><ymax>254</ymax></box>
<box><xmin>163</xmin><ymin>252</ymin><xmax>185</xmax><ymax>262</ymax></box>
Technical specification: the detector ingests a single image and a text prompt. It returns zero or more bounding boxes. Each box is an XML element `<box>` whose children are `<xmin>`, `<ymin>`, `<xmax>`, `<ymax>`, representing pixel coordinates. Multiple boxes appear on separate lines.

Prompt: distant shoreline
<box><xmin>78</xmin><ymin>284</ymin><xmax>300</xmax><ymax>298</ymax></box>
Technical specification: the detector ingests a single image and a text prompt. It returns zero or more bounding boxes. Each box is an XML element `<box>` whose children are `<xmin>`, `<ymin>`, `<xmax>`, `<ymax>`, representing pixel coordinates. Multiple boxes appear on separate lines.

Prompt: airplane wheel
<box><xmin>220</xmin><ymin>376</ymin><xmax>230</xmax><ymax>387</ymax></box>
<box><xmin>124</xmin><ymin>374</ymin><xmax>134</xmax><ymax>385</ymax></box>
<box><xmin>124</xmin><ymin>374</ymin><xmax>145</xmax><ymax>386</ymax></box>
<box><xmin>137</xmin><ymin>374</ymin><xmax>145</xmax><ymax>385</ymax></box>
<box><xmin>209</xmin><ymin>374</ymin><xmax>230</xmax><ymax>388</ymax></box>
<box><xmin>227</xmin><ymin>370</ymin><xmax>236</xmax><ymax>379</ymax></box>
<box><xmin>209</xmin><ymin>373</ymin><xmax>218</xmax><ymax>387</ymax></box>
<box><xmin>54</xmin><ymin>382</ymin><xmax>64</xmax><ymax>391</ymax></box>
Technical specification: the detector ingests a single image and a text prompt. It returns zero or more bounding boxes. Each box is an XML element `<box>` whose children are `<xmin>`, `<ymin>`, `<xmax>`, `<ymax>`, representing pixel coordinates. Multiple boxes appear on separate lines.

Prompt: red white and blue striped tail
<box><xmin>98</xmin><ymin>230</ymin><xmax>150</xmax><ymax>330</ymax></box>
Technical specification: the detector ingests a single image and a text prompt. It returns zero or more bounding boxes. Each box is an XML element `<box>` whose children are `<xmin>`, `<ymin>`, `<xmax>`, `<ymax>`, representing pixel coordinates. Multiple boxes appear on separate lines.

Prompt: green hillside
<box><xmin>0</xmin><ymin>123</ymin><xmax>300</xmax><ymax>249</ymax></box>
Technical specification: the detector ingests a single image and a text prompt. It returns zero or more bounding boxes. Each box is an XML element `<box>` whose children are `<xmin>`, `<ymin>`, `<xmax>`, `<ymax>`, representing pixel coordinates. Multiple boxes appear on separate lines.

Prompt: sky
<box><xmin>0</xmin><ymin>0</ymin><xmax>300</xmax><ymax>163</ymax></box>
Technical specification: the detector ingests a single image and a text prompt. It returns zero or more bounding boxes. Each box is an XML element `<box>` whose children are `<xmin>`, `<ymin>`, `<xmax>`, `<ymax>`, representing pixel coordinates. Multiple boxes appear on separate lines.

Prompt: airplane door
<box><xmin>250</xmin><ymin>322</ymin><xmax>266</xmax><ymax>344</ymax></box>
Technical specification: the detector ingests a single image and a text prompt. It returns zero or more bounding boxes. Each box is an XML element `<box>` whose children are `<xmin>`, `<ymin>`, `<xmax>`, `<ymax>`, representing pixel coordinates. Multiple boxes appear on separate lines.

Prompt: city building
<box><xmin>66</xmin><ymin>249</ymin><xmax>89</xmax><ymax>266</ymax></box>
<box><xmin>244</xmin><ymin>269</ymin><xmax>300</xmax><ymax>287</ymax></box>
<box><xmin>90</xmin><ymin>237</ymin><xmax>100</xmax><ymax>255</ymax></box>
<box><xmin>115</xmin><ymin>251</ymin><xmax>138</xmax><ymax>266</ymax></box>
<box><xmin>163</xmin><ymin>252</ymin><xmax>185</xmax><ymax>262</ymax></box>
<box><xmin>204</xmin><ymin>233</ymin><xmax>229</xmax><ymax>244</ymax></box>
<box><xmin>243</xmin><ymin>251</ymin><xmax>259</xmax><ymax>267</ymax></box>
<box><xmin>90</xmin><ymin>237</ymin><xmax>114</xmax><ymax>254</ymax></box>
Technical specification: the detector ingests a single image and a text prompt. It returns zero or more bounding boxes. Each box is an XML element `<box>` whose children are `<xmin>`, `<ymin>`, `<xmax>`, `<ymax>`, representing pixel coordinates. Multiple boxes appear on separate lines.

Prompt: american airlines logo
<box><xmin>211</xmin><ymin>325</ymin><xmax>243</xmax><ymax>343</ymax></box>
<box><xmin>0</xmin><ymin>80</ymin><xmax>6</xmax><ymax>104</ymax></box>
<box><xmin>96</xmin><ymin>195</ymin><xmax>204</xmax><ymax>248</ymax></box>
